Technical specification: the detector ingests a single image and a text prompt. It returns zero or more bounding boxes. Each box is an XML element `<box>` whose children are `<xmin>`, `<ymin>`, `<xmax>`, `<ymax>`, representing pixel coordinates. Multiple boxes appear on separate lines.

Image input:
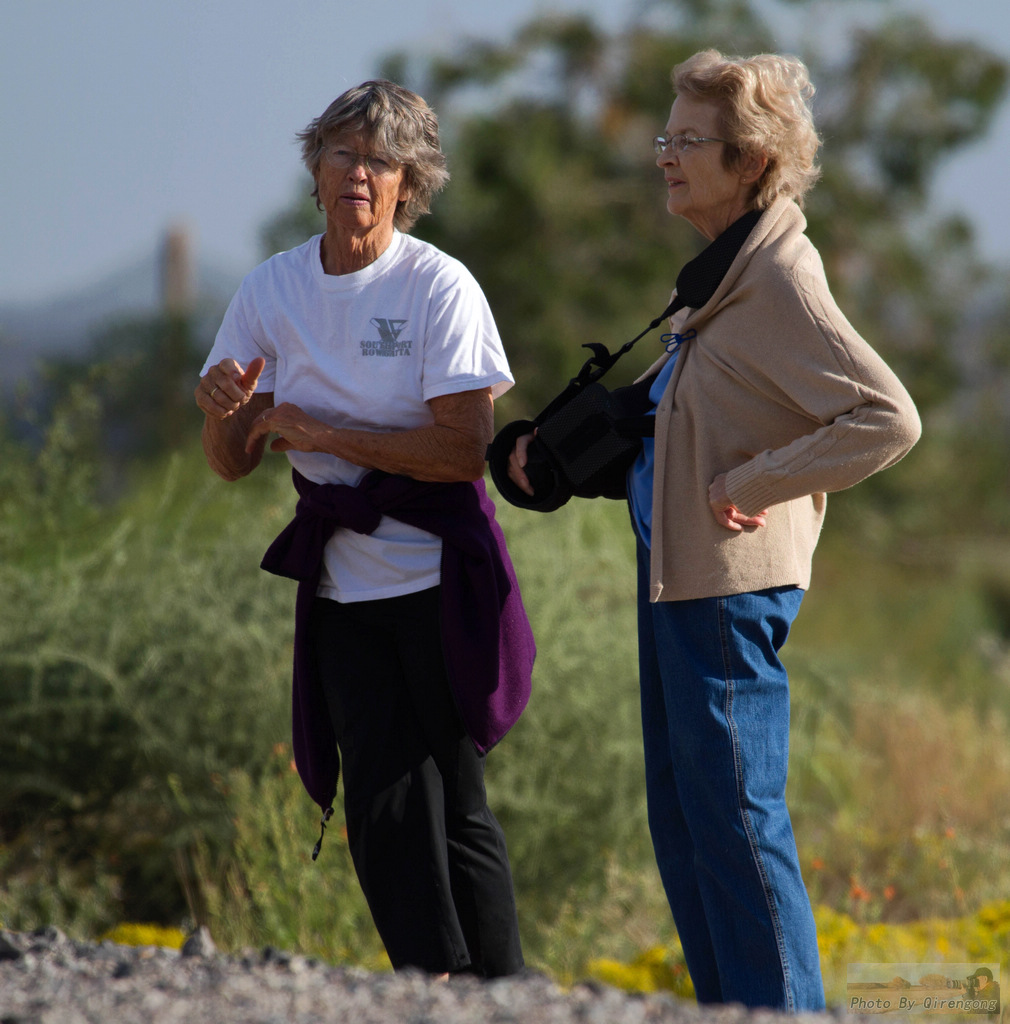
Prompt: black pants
<box><xmin>307</xmin><ymin>588</ymin><xmax>524</xmax><ymax>976</ymax></box>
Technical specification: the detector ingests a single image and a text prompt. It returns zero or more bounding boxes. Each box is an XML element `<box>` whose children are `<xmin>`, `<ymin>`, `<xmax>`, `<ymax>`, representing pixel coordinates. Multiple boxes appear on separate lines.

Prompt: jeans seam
<box><xmin>717</xmin><ymin>596</ymin><xmax>795</xmax><ymax>1011</ymax></box>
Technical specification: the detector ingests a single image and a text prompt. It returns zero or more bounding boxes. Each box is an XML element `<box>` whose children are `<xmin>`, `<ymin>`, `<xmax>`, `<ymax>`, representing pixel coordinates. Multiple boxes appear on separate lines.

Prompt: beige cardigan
<box><xmin>643</xmin><ymin>197</ymin><xmax>921</xmax><ymax>602</ymax></box>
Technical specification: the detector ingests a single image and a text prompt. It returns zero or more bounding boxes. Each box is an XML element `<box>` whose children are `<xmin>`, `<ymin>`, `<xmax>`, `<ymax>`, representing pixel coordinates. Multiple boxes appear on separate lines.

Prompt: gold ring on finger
<box><xmin>210</xmin><ymin>386</ymin><xmax>219</xmax><ymax>397</ymax></box>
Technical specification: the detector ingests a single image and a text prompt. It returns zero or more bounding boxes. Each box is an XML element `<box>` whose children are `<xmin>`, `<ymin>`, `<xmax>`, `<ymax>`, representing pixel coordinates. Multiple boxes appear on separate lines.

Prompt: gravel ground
<box><xmin>0</xmin><ymin>927</ymin><xmax>846</xmax><ymax>1024</ymax></box>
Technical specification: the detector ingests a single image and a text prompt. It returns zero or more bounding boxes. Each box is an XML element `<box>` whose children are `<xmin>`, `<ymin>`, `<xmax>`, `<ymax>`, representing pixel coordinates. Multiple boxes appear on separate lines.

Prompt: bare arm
<box><xmin>195</xmin><ymin>357</ymin><xmax>274</xmax><ymax>481</ymax></box>
<box><xmin>201</xmin><ymin>393</ymin><xmax>274</xmax><ymax>481</ymax></box>
<box><xmin>244</xmin><ymin>387</ymin><xmax>495</xmax><ymax>483</ymax></box>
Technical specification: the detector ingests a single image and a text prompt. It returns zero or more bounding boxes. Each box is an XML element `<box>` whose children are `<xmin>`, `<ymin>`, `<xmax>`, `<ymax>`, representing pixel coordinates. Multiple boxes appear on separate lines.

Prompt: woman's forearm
<box><xmin>244</xmin><ymin>388</ymin><xmax>494</xmax><ymax>483</ymax></box>
<box><xmin>202</xmin><ymin>396</ymin><xmax>272</xmax><ymax>481</ymax></box>
<box><xmin>313</xmin><ymin>421</ymin><xmax>490</xmax><ymax>482</ymax></box>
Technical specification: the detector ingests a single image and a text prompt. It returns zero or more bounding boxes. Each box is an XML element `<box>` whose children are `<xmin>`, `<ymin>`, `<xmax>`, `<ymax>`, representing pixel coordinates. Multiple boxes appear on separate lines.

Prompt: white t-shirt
<box><xmin>202</xmin><ymin>230</ymin><xmax>513</xmax><ymax>602</ymax></box>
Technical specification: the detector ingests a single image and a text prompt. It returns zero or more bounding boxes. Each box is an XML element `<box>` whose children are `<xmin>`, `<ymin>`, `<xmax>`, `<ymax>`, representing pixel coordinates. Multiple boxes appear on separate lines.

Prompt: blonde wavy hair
<box><xmin>672</xmin><ymin>49</ymin><xmax>821</xmax><ymax>209</ymax></box>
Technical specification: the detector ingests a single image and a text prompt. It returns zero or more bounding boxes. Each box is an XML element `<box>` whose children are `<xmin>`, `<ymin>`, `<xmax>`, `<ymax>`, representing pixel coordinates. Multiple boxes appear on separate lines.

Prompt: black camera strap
<box><xmin>535</xmin><ymin>207</ymin><xmax>761</xmax><ymax>424</ymax></box>
<box><xmin>485</xmin><ymin>209</ymin><xmax>762</xmax><ymax>512</ymax></box>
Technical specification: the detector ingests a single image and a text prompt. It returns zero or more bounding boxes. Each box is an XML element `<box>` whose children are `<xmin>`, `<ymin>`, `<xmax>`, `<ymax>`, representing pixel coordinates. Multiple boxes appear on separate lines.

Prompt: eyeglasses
<box><xmin>653</xmin><ymin>134</ymin><xmax>728</xmax><ymax>156</ymax></box>
<box><xmin>323</xmin><ymin>145</ymin><xmax>400</xmax><ymax>176</ymax></box>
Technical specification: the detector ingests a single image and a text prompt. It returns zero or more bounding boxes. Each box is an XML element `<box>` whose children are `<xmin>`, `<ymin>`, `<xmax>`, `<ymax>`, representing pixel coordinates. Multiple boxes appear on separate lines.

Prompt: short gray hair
<box><xmin>672</xmin><ymin>50</ymin><xmax>821</xmax><ymax>209</ymax></box>
<box><xmin>297</xmin><ymin>80</ymin><xmax>450</xmax><ymax>231</ymax></box>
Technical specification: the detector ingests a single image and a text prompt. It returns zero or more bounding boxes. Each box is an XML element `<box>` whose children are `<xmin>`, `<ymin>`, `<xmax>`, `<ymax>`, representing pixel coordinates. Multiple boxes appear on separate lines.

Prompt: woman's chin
<box><xmin>666</xmin><ymin>193</ymin><xmax>689</xmax><ymax>218</ymax></box>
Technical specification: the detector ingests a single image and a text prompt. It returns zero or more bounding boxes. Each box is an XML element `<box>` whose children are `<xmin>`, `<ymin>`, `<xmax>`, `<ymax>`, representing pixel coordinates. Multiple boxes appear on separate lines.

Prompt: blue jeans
<box><xmin>636</xmin><ymin>538</ymin><xmax>824</xmax><ymax>1010</ymax></box>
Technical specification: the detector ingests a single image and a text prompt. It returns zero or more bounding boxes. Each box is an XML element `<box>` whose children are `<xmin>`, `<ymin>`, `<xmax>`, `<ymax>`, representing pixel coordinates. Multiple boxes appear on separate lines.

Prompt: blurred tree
<box><xmin>37</xmin><ymin>312</ymin><xmax>210</xmax><ymax>478</ymax></box>
<box><xmin>259</xmin><ymin>177</ymin><xmax>325</xmax><ymax>258</ymax></box>
<box><xmin>373</xmin><ymin>1</ymin><xmax>1008</xmax><ymax>420</ymax></box>
<box><xmin>797</xmin><ymin>11</ymin><xmax>1008</xmax><ymax>412</ymax></box>
<box><xmin>403</xmin><ymin>14</ymin><xmax>704</xmax><ymax>418</ymax></box>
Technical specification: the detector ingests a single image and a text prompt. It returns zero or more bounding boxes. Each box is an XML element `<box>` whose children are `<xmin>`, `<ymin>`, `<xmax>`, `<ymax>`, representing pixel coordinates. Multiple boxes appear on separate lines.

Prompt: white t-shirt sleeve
<box><xmin>419</xmin><ymin>264</ymin><xmax>513</xmax><ymax>403</ymax></box>
<box><xmin>200</xmin><ymin>282</ymin><xmax>278</xmax><ymax>391</ymax></box>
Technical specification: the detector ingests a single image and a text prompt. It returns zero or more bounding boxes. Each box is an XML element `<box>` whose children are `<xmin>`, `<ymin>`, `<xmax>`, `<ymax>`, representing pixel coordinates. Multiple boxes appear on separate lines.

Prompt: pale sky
<box><xmin>2</xmin><ymin>0</ymin><xmax>1008</xmax><ymax>306</ymax></box>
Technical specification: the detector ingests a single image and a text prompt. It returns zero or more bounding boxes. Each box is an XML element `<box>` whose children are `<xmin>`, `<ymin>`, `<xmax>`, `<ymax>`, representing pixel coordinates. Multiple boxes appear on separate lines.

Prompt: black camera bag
<box><xmin>486</xmin><ymin>210</ymin><xmax>759</xmax><ymax>512</ymax></box>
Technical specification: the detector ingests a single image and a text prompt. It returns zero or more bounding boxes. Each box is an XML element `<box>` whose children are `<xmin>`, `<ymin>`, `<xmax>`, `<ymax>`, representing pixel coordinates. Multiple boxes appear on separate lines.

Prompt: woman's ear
<box><xmin>740</xmin><ymin>150</ymin><xmax>769</xmax><ymax>185</ymax></box>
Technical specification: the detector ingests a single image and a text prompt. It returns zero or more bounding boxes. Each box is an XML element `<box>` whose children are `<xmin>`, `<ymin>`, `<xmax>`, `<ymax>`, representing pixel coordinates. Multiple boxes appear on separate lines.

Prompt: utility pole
<box><xmin>159</xmin><ymin>224</ymin><xmax>194</xmax><ymax>448</ymax></box>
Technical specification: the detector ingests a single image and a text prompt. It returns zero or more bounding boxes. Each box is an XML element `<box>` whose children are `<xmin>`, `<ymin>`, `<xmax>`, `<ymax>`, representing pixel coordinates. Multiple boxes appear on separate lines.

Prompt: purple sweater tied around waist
<box><xmin>260</xmin><ymin>468</ymin><xmax>536</xmax><ymax>816</ymax></box>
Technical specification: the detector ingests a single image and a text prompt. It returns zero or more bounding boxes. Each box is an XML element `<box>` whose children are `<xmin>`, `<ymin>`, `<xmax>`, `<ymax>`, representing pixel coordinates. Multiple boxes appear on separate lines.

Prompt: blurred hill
<box><xmin>0</xmin><ymin>230</ymin><xmax>242</xmax><ymax>397</ymax></box>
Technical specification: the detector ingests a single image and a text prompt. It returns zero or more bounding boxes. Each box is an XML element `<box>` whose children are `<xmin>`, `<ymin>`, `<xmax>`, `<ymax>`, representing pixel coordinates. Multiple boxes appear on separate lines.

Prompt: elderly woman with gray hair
<box><xmin>508</xmin><ymin>50</ymin><xmax>921</xmax><ymax>1009</ymax></box>
<box><xmin>195</xmin><ymin>80</ymin><xmax>533</xmax><ymax>978</ymax></box>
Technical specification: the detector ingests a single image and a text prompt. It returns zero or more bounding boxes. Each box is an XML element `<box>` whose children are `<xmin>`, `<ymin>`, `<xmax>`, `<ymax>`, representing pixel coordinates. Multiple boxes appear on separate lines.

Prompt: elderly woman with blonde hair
<box><xmin>510</xmin><ymin>50</ymin><xmax>920</xmax><ymax>1009</ymax></box>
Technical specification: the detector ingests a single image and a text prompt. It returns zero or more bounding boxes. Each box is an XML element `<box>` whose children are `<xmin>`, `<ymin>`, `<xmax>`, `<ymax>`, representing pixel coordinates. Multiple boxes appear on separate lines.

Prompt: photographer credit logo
<box><xmin>847</xmin><ymin>964</ymin><xmax>1000</xmax><ymax>1016</ymax></box>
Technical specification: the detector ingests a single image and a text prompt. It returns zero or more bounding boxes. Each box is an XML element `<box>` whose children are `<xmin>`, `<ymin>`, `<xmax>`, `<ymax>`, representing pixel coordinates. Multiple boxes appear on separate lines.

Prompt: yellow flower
<box><xmin>100</xmin><ymin>923</ymin><xmax>187</xmax><ymax>950</ymax></box>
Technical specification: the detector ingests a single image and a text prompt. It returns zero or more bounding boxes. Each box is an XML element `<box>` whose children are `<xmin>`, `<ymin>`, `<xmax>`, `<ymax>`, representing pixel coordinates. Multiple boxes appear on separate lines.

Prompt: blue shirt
<box><xmin>627</xmin><ymin>353</ymin><xmax>679</xmax><ymax>548</ymax></box>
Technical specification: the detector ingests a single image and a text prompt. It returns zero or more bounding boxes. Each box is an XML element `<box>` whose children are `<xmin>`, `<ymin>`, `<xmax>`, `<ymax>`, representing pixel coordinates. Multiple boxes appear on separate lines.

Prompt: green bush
<box><xmin>482</xmin><ymin>497</ymin><xmax>658</xmax><ymax>962</ymax></box>
<box><xmin>0</xmin><ymin>416</ymin><xmax>296</xmax><ymax>926</ymax></box>
<box><xmin>190</xmin><ymin>743</ymin><xmax>388</xmax><ymax>969</ymax></box>
<box><xmin>4</xmin><ymin>398</ymin><xmax>1010</xmax><ymax>988</ymax></box>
